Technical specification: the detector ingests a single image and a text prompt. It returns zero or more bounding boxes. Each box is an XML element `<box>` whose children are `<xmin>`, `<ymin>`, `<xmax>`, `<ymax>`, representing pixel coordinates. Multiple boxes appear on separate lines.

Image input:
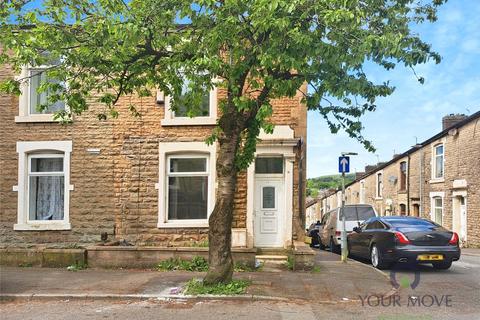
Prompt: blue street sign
<box><xmin>338</xmin><ymin>156</ymin><xmax>350</xmax><ymax>173</ymax></box>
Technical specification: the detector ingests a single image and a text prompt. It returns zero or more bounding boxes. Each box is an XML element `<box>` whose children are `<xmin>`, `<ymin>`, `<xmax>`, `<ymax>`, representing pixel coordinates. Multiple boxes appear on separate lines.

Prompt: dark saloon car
<box><xmin>347</xmin><ymin>216</ymin><xmax>460</xmax><ymax>270</ymax></box>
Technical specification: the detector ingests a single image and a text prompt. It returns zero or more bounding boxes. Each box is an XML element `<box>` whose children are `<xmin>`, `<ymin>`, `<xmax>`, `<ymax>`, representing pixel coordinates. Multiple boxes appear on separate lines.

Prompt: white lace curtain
<box><xmin>29</xmin><ymin>157</ymin><xmax>64</xmax><ymax>220</ymax></box>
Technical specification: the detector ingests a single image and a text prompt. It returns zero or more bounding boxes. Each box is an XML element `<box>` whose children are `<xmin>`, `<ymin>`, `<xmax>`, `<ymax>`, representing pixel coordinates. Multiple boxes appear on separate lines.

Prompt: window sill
<box><xmin>429</xmin><ymin>178</ymin><xmax>445</xmax><ymax>184</ymax></box>
<box><xmin>375</xmin><ymin>197</ymin><xmax>383</xmax><ymax>200</ymax></box>
<box><xmin>14</xmin><ymin>223</ymin><xmax>71</xmax><ymax>231</ymax></box>
<box><xmin>157</xmin><ymin>221</ymin><xmax>209</xmax><ymax>229</ymax></box>
<box><xmin>15</xmin><ymin>115</ymin><xmax>59</xmax><ymax>123</ymax></box>
<box><xmin>161</xmin><ymin>117</ymin><xmax>216</xmax><ymax>126</ymax></box>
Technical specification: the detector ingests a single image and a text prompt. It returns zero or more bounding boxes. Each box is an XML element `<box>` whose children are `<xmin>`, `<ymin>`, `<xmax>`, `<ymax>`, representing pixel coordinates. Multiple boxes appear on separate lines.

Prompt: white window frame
<box><xmin>161</xmin><ymin>86</ymin><xmax>218</xmax><ymax>126</ymax></box>
<box><xmin>430</xmin><ymin>140</ymin><xmax>445</xmax><ymax>183</ymax></box>
<box><xmin>15</xmin><ymin>64</ymin><xmax>67</xmax><ymax>123</ymax></box>
<box><xmin>157</xmin><ymin>141</ymin><xmax>216</xmax><ymax>228</ymax></box>
<box><xmin>430</xmin><ymin>192</ymin><xmax>444</xmax><ymax>225</ymax></box>
<box><xmin>376</xmin><ymin>171</ymin><xmax>383</xmax><ymax>199</ymax></box>
<box><xmin>14</xmin><ymin>141</ymin><xmax>73</xmax><ymax>230</ymax></box>
<box><xmin>359</xmin><ymin>180</ymin><xmax>366</xmax><ymax>204</ymax></box>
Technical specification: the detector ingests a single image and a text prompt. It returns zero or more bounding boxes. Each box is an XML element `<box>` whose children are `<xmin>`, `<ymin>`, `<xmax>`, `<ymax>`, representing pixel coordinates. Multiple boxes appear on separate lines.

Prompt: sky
<box><xmin>307</xmin><ymin>1</ymin><xmax>480</xmax><ymax>178</ymax></box>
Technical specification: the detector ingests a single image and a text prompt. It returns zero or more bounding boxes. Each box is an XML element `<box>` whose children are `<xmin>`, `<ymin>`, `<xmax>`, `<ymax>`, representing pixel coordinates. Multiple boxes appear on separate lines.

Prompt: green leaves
<box><xmin>0</xmin><ymin>0</ymin><xmax>445</xmax><ymax>162</ymax></box>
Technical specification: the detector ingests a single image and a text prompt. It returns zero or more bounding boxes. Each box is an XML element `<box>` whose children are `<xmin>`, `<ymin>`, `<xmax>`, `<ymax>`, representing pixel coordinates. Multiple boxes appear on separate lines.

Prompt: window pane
<box><xmin>170</xmin><ymin>158</ymin><xmax>206</xmax><ymax>173</ymax></box>
<box><xmin>435</xmin><ymin>145</ymin><xmax>443</xmax><ymax>156</ymax></box>
<box><xmin>435</xmin><ymin>155</ymin><xmax>443</xmax><ymax>178</ymax></box>
<box><xmin>435</xmin><ymin>198</ymin><xmax>442</xmax><ymax>208</ymax></box>
<box><xmin>255</xmin><ymin>157</ymin><xmax>283</xmax><ymax>174</ymax></box>
<box><xmin>174</xmin><ymin>79</ymin><xmax>210</xmax><ymax>117</ymax></box>
<box><xmin>341</xmin><ymin>206</ymin><xmax>376</xmax><ymax>221</ymax></box>
<box><xmin>435</xmin><ymin>208</ymin><xmax>442</xmax><ymax>225</ymax></box>
<box><xmin>168</xmin><ymin>176</ymin><xmax>208</xmax><ymax>220</ymax></box>
<box><xmin>31</xmin><ymin>157</ymin><xmax>63</xmax><ymax>172</ymax></box>
<box><xmin>29</xmin><ymin>70</ymin><xmax>65</xmax><ymax>114</ymax></box>
<box><xmin>262</xmin><ymin>187</ymin><xmax>275</xmax><ymax>209</ymax></box>
<box><xmin>29</xmin><ymin>176</ymin><xmax>64</xmax><ymax>220</ymax></box>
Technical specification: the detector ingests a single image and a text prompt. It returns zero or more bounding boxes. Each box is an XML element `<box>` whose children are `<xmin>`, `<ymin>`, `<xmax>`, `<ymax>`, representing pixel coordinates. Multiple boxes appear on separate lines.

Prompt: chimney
<box><xmin>355</xmin><ymin>172</ymin><xmax>365</xmax><ymax>180</ymax></box>
<box><xmin>442</xmin><ymin>114</ymin><xmax>468</xmax><ymax>131</ymax></box>
<box><xmin>365</xmin><ymin>165</ymin><xmax>376</xmax><ymax>173</ymax></box>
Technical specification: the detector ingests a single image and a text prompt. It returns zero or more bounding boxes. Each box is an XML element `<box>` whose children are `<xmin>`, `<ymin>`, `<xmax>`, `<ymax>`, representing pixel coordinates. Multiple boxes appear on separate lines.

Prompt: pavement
<box><xmin>0</xmin><ymin>250</ymin><xmax>391</xmax><ymax>303</ymax></box>
<box><xmin>1</xmin><ymin>249</ymin><xmax>479</xmax><ymax>320</ymax></box>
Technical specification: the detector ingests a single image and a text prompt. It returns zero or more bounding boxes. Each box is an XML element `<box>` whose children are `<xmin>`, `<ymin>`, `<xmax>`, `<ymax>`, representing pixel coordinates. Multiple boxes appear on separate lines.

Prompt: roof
<box><xmin>341</xmin><ymin>110</ymin><xmax>480</xmax><ymax>190</ymax></box>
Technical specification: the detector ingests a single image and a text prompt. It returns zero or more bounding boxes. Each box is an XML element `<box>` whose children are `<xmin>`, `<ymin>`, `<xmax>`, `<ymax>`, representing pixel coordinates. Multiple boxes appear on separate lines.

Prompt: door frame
<box><xmin>452</xmin><ymin>191</ymin><xmax>468</xmax><ymax>244</ymax></box>
<box><xmin>246</xmin><ymin>147</ymin><xmax>296</xmax><ymax>249</ymax></box>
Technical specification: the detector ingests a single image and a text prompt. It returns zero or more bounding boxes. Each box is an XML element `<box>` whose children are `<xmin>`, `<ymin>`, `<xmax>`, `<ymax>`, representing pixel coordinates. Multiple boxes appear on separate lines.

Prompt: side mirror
<box><xmin>353</xmin><ymin>227</ymin><xmax>361</xmax><ymax>233</ymax></box>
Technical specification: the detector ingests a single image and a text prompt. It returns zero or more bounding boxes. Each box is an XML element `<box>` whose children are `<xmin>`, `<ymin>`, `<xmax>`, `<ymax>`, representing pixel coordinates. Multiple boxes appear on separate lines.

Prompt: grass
<box><xmin>184</xmin><ymin>279</ymin><xmax>250</xmax><ymax>295</ymax></box>
<box><xmin>18</xmin><ymin>262</ymin><xmax>33</xmax><ymax>267</ymax></box>
<box><xmin>156</xmin><ymin>256</ymin><xmax>209</xmax><ymax>272</ymax></box>
<box><xmin>311</xmin><ymin>265</ymin><xmax>321</xmax><ymax>273</ymax></box>
<box><xmin>285</xmin><ymin>256</ymin><xmax>294</xmax><ymax>270</ymax></box>
<box><xmin>67</xmin><ymin>262</ymin><xmax>87</xmax><ymax>271</ymax></box>
<box><xmin>234</xmin><ymin>262</ymin><xmax>256</xmax><ymax>272</ymax></box>
<box><xmin>187</xmin><ymin>240</ymin><xmax>209</xmax><ymax>247</ymax></box>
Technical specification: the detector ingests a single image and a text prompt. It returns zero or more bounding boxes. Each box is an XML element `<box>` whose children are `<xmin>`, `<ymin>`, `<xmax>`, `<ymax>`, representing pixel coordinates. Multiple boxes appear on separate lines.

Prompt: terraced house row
<box><xmin>320</xmin><ymin>112</ymin><xmax>480</xmax><ymax>248</ymax></box>
<box><xmin>0</xmin><ymin>62</ymin><xmax>307</xmax><ymax>251</ymax></box>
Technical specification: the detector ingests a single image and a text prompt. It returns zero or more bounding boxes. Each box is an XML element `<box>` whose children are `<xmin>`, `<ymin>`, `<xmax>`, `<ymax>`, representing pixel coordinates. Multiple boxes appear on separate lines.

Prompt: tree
<box><xmin>0</xmin><ymin>0</ymin><xmax>445</xmax><ymax>284</ymax></box>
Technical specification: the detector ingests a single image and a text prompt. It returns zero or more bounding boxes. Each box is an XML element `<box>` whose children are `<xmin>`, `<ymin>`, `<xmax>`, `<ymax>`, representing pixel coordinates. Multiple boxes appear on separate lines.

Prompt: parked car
<box><xmin>347</xmin><ymin>216</ymin><xmax>461</xmax><ymax>269</ymax></box>
<box><xmin>319</xmin><ymin>204</ymin><xmax>377</xmax><ymax>253</ymax></box>
<box><xmin>306</xmin><ymin>221</ymin><xmax>323</xmax><ymax>248</ymax></box>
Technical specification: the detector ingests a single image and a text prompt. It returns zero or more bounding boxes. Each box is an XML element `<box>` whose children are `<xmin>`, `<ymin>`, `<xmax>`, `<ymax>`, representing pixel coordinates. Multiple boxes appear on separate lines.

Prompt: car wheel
<box><xmin>318</xmin><ymin>236</ymin><xmax>326</xmax><ymax>250</ymax></box>
<box><xmin>329</xmin><ymin>238</ymin><xmax>338</xmax><ymax>253</ymax></box>
<box><xmin>370</xmin><ymin>244</ymin><xmax>390</xmax><ymax>269</ymax></box>
<box><xmin>432</xmin><ymin>260</ymin><xmax>452</xmax><ymax>270</ymax></box>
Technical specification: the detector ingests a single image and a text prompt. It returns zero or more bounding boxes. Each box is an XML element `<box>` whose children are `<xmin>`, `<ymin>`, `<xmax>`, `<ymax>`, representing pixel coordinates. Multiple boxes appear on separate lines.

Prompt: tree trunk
<box><xmin>204</xmin><ymin>132</ymin><xmax>239</xmax><ymax>285</ymax></box>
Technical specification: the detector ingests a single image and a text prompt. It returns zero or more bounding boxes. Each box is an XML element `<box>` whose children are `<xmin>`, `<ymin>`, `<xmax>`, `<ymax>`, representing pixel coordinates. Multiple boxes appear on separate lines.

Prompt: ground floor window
<box><xmin>158</xmin><ymin>141</ymin><xmax>216</xmax><ymax>228</ymax></box>
<box><xmin>167</xmin><ymin>156</ymin><xmax>209</xmax><ymax>220</ymax></box>
<box><xmin>28</xmin><ymin>154</ymin><xmax>65</xmax><ymax>221</ymax></box>
<box><xmin>15</xmin><ymin>141</ymin><xmax>72</xmax><ymax>230</ymax></box>
<box><xmin>433</xmin><ymin>197</ymin><xmax>443</xmax><ymax>225</ymax></box>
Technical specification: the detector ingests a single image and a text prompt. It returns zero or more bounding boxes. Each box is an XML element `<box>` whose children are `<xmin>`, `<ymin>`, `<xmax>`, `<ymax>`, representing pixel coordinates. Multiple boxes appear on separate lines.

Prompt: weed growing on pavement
<box><xmin>18</xmin><ymin>262</ymin><xmax>33</xmax><ymax>267</ymax></box>
<box><xmin>67</xmin><ymin>262</ymin><xmax>87</xmax><ymax>271</ymax></box>
<box><xmin>311</xmin><ymin>265</ymin><xmax>321</xmax><ymax>273</ymax></box>
<box><xmin>184</xmin><ymin>279</ymin><xmax>250</xmax><ymax>295</ymax></box>
<box><xmin>234</xmin><ymin>262</ymin><xmax>256</xmax><ymax>272</ymax></box>
<box><xmin>285</xmin><ymin>256</ymin><xmax>294</xmax><ymax>270</ymax></box>
<box><xmin>156</xmin><ymin>256</ymin><xmax>209</xmax><ymax>272</ymax></box>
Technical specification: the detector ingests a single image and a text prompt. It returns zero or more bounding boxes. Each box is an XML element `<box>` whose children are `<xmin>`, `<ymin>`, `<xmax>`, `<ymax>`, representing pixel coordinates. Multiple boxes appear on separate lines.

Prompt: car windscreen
<box><xmin>340</xmin><ymin>206</ymin><xmax>375</xmax><ymax>221</ymax></box>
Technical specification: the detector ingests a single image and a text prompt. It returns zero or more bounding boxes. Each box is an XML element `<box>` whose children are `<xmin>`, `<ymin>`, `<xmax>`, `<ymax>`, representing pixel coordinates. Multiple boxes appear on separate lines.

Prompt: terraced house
<box><xmin>321</xmin><ymin>112</ymin><xmax>480</xmax><ymax>248</ymax></box>
<box><xmin>0</xmin><ymin>62</ymin><xmax>307</xmax><ymax>252</ymax></box>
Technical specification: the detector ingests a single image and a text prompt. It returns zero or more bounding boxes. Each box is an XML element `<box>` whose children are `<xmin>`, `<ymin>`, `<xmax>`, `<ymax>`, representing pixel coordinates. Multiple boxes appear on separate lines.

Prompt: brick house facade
<box><xmin>0</xmin><ymin>63</ymin><xmax>307</xmax><ymax>249</ymax></box>
<box><xmin>320</xmin><ymin>112</ymin><xmax>480</xmax><ymax>247</ymax></box>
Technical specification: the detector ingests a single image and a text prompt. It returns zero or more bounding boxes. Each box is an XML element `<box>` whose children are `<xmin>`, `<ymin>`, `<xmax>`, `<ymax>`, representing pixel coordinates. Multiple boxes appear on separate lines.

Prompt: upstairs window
<box><xmin>161</xmin><ymin>77</ymin><xmax>217</xmax><ymax>126</ymax></box>
<box><xmin>376</xmin><ymin>172</ymin><xmax>383</xmax><ymax>198</ymax></box>
<box><xmin>16</xmin><ymin>55</ymin><xmax>66</xmax><ymax>123</ymax></box>
<box><xmin>433</xmin><ymin>144</ymin><xmax>444</xmax><ymax>179</ymax></box>
<box><xmin>399</xmin><ymin>161</ymin><xmax>407</xmax><ymax>191</ymax></box>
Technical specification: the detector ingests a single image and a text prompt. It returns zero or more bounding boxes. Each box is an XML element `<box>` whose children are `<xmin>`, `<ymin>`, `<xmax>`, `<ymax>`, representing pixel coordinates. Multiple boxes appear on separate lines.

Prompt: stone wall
<box><xmin>0</xmin><ymin>65</ymin><xmax>307</xmax><ymax>248</ymax></box>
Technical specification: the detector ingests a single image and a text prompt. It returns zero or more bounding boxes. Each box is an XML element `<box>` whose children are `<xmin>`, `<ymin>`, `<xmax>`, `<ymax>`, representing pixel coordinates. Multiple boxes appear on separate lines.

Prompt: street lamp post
<box><xmin>340</xmin><ymin>152</ymin><xmax>357</xmax><ymax>263</ymax></box>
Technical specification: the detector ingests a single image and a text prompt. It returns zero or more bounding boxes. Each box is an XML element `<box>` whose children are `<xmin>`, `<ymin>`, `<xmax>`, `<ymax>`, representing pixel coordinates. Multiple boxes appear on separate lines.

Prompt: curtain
<box><xmin>29</xmin><ymin>157</ymin><xmax>64</xmax><ymax>221</ymax></box>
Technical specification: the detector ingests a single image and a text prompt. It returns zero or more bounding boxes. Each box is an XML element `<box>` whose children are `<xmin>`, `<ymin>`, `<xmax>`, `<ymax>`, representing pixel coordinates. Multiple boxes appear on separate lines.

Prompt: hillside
<box><xmin>307</xmin><ymin>173</ymin><xmax>355</xmax><ymax>197</ymax></box>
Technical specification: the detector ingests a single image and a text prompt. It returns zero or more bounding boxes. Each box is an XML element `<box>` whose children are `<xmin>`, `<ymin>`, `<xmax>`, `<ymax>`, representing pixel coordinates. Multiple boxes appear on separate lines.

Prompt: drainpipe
<box><xmin>297</xmin><ymin>137</ymin><xmax>305</xmax><ymax>240</ymax></box>
<box><xmin>407</xmin><ymin>154</ymin><xmax>410</xmax><ymax>214</ymax></box>
<box><xmin>419</xmin><ymin>147</ymin><xmax>424</xmax><ymax>216</ymax></box>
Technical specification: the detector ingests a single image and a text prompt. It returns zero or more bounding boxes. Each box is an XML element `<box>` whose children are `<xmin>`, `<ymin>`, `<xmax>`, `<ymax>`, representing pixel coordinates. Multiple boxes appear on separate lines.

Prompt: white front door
<box><xmin>460</xmin><ymin>197</ymin><xmax>467</xmax><ymax>243</ymax></box>
<box><xmin>254</xmin><ymin>178</ymin><xmax>285</xmax><ymax>247</ymax></box>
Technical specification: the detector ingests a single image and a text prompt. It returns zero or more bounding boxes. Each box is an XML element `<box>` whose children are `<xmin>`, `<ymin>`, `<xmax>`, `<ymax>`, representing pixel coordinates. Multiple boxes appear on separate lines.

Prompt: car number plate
<box><xmin>417</xmin><ymin>254</ymin><xmax>444</xmax><ymax>261</ymax></box>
